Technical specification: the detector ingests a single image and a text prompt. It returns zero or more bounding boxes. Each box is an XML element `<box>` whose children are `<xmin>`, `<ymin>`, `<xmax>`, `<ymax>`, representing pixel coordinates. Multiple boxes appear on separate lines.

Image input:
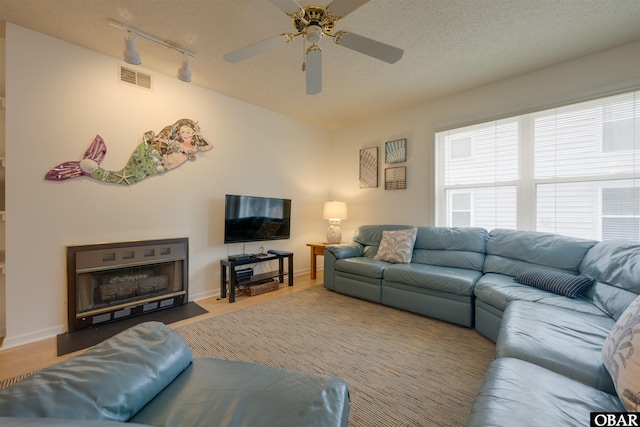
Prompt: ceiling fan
<box><xmin>223</xmin><ymin>0</ymin><xmax>404</xmax><ymax>95</ymax></box>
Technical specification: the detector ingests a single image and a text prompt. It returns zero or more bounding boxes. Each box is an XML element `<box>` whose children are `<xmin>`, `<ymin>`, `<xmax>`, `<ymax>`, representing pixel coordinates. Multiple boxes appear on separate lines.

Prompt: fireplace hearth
<box><xmin>67</xmin><ymin>238</ymin><xmax>188</xmax><ymax>332</ymax></box>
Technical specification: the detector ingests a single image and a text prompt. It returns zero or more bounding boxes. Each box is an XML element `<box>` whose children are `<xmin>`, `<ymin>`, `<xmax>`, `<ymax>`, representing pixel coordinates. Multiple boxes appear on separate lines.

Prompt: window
<box><xmin>436</xmin><ymin>90</ymin><xmax>639</xmax><ymax>241</ymax></box>
<box><xmin>602</xmin><ymin>186</ymin><xmax>640</xmax><ymax>240</ymax></box>
<box><xmin>449</xmin><ymin>137</ymin><xmax>472</xmax><ymax>159</ymax></box>
<box><xmin>450</xmin><ymin>192</ymin><xmax>471</xmax><ymax>226</ymax></box>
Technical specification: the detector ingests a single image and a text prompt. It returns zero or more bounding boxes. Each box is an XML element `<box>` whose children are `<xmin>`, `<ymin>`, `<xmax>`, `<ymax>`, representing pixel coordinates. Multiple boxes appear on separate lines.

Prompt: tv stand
<box><xmin>220</xmin><ymin>251</ymin><xmax>293</xmax><ymax>303</ymax></box>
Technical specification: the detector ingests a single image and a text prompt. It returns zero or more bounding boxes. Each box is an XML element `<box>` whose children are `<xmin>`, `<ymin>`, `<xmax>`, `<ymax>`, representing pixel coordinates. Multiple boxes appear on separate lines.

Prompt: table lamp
<box><xmin>323</xmin><ymin>201</ymin><xmax>348</xmax><ymax>244</ymax></box>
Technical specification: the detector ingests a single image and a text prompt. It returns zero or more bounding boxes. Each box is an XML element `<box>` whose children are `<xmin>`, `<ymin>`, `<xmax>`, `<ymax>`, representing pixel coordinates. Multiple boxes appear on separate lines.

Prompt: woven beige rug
<box><xmin>177</xmin><ymin>286</ymin><xmax>495</xmax><ymax>427</ymax></box>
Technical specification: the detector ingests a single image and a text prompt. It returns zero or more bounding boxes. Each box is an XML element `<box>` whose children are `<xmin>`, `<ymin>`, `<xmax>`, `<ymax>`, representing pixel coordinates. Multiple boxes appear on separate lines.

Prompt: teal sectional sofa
<box><xmin>324</xmin><ymin>224</ymin><xmax>640</xmax><ymax>426</ymax></box>
<box><xmin>0</xmin><ymin>321</ymin><xmax>350</xmax><ymax>427</ymax></box>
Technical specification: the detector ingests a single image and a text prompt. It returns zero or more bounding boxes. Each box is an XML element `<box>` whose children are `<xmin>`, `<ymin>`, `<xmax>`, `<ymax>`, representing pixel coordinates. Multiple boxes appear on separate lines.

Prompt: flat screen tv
<box><xmin>224</xmin><ymin>194</ymin><xmax>292</xmax><ymax>244</ymax></box>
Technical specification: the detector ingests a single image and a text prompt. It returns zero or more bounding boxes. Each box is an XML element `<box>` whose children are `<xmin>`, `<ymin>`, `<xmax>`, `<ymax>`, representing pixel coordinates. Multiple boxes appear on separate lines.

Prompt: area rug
<box><xmin>176</xmin><ymin>286</ymin><xmax>495</xmax><ymax>427</ymax></box>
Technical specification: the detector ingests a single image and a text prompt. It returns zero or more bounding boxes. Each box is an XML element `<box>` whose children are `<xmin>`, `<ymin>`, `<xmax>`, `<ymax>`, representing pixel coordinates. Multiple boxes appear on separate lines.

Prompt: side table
<box><xmin>306</xmin><ymin>242</ymin><xmax>337</xmax><ymax>279</ymax></box>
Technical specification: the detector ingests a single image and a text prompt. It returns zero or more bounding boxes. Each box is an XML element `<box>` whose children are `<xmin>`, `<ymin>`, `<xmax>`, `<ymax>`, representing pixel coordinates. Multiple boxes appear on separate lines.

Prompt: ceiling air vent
<box><xmin>119</xmin><ymin>66</ymin><xmax>152</xmax><ymax>89</ymax></box>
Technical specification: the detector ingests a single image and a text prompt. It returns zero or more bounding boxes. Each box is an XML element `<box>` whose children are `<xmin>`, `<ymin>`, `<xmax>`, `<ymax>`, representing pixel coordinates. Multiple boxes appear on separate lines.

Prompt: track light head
<box><xmin>177</xmin><ymin>55</ymin><xmax>192</xmax><ymax>82</ymax></box>
<box><xmin>123</xmin><ymin>31</ymin><xmax>141</xmax><ymax>65</ymax></box>
<box><xmin>110</xmin><ymin>20</ymin><xmax>196</xmax><ymax>82</ymax></box>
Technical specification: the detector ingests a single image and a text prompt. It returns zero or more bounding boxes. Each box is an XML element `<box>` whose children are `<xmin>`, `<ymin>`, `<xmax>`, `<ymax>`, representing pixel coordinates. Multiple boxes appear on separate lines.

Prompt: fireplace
<box><xmin>67</xmin><ymin>238</ymin><xmax>188</xmax><ymax>332</ymax></box>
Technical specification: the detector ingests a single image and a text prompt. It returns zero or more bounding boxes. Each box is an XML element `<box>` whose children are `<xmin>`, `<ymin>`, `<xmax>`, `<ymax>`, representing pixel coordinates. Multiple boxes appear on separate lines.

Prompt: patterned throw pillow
<box><xmin>374</xmin><ymin>228</ymin><xmax>418</xmax><ymax>264</ymax></box>
<box><xmin>514</xmin><ymin>268</ymin><xmax>594</xmax><ymax>298</ymax></box>
<box><xmin>602</xmin><ymin>295</ymin><xmax>640</xmax><ymax>411</ymax></box>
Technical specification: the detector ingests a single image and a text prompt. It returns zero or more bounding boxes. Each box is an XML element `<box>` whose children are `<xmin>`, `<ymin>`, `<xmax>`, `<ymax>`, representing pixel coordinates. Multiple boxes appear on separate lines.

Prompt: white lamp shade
<box><xmin>323</xmin><ymin>201</ymin><xmax>348</xmax><ymax>220</ymax></box>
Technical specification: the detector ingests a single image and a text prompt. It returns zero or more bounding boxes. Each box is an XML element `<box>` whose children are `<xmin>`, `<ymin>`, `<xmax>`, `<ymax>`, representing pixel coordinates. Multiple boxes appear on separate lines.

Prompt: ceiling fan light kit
<box><xmin>305</xmin><ymin>24</ymin><xmax>324</xmax><ymax>44</ymax></box>
<box><xmin>224</xmin><ymin>0</ymin><xmax>404</xmax><ymax>95</ymax></box>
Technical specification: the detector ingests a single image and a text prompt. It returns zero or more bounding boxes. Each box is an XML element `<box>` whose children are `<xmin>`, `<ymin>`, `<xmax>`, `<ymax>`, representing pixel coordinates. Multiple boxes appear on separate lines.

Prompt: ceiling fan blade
<box><xmin>224</xmin><ymin>34</ymin><xmax>287</xmax><ymax>63</ymax></box>
<box><xmin>269</xmin><ymin>0</ymin><xmax>304</xmax><ymax>15</ymax></box>
<box><xmin>306</xmin><ymin>48</ymin><xmax>322</xmax><ymax>95</ymax></box>
<box><xmin>326</xmin><ymin>0</ymin><xmax>370</xmax><ymax>19</ymax></box>
<box><xmin>335</xmin><ymin>32</ymin><xmax>403</xmax><ymax>63</ymax></box>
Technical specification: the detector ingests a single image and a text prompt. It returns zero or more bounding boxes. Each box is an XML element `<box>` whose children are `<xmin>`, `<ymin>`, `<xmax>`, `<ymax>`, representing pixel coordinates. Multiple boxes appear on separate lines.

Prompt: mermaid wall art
<box><xmin>45</xmin><ymin>118</ymin><xmax>212</xmax><ymax>185</ymax></box>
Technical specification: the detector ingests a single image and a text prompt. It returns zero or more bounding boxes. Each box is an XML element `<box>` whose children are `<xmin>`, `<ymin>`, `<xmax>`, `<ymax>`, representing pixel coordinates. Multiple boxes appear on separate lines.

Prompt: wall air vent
<box><xmin>119</xmin><ymin>66</ymin><xmax>152</xmax><ymax>89</ymax></box>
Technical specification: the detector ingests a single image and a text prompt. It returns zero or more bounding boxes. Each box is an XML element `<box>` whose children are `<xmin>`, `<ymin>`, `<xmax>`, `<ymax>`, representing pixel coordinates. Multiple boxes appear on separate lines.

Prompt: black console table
<box><xmin>220</xmin><ymin>252</ymin><xmax>293</xmax><ymax>303</ymax></box>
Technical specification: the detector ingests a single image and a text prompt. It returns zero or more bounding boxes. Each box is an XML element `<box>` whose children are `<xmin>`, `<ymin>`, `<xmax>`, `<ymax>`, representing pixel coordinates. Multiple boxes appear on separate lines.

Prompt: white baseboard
<box><xmin>0</xmin><ymin>324</ymin><xmax>64</xmax><ymax>351</ymax></box>
<box><xmin>190</xmin><ymin>288</ymin><xmax>218</xmax><ymax>301</ymax></box>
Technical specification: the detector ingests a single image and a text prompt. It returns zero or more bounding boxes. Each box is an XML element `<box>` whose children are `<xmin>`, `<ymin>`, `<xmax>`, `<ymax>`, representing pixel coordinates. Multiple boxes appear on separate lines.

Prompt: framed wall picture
<box><xmin>385</xmin><ymin>166</ymin><xmax>406</xmax><ymax>190</ymax></box>
<box><xmin>385</xmin><ymin>138</ymin><xmax>407</xmax><ymax>163</ymax></box>
<box><xmin>359</xmin><ymin>147</ymin><xmax>378</xmax><ymax>188</ymax></box>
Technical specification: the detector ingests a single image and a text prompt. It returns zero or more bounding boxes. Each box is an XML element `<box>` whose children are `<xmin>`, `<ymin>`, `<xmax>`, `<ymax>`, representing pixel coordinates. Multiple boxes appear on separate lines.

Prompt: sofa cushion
<box><xmin>334</xmin><ymin>257</ymin><xmax>389</xmax><ymax>279</ymax></box>
<box><xmin>474</xmin><ymin>272</ymin><xmax>607</xmax><ymax>316</ymax></box>
<box><xmin>411</xmin><ymin>226</ymin><xmax>487</xmax><ymax>271</ymax></box>
<box><xmin>514</xmin><ymin>269</ymin><xmax>594</xmax><ymax>298</ymax></box>
<box><xmin>414</xmin><ymin>226</ymin><xmax>487</xmax><ymax>253</ymax></box>
<box><xmin>352</xmin><ymin>224</ymin><xmax>415</xmax><ymax>247</ymax></box>
<box><xmin>0</xmin><ymin>322</ymin><xmax>192</xmax><ymax>421</ymax></box>
<box><xmin>602</xmin><ymin>294</ymin><xmax>640</xmax><ymax>412</ymax></box>
<box><xmin>374</xmin><ymin>228</ymin><xmax>417</xmax><ymax>263</ymax></box>
<box><xmin>350</xmin><ymin>225</ymin><xmax>416</xmax><ymax>258</ymax></box>
<box><xmin>484</xmin><ymin>229</ymin><xmax>597</xmax><ymax>276</ymax></box>
<box><xmin>581</xmin><ymin>240</ymin><xmax>640</xmax><ymax>294</ymax></box>
<box><xmin>383</xmin><ymin>263</ymin><xmax>481</xmax><ymax>296</ymax></box>
<box><xmin>466</xmin><ymin>358</ymin><xmax>626</xmax><ymax>427</ymax></box>
<box><xmin>131</xmin><ymin>358</ymin><xmax>350</xmax><ymax>427</ymax></box>
<box><xmin>580</xmin><ymin>240</ymin><xmax>640</xmax><ymax>320</ymax></box>
<box><xmin>496</xmin><ymin>301</ymin><xmax>615</xmax><ymax>394</ymax></box>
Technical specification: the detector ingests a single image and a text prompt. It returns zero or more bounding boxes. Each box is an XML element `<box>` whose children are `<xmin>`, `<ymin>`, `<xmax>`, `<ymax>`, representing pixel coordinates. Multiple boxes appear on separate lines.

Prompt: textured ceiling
<box><xmin>1</xmin><ymin>0</ymin><xmax>640</xmax><ymax>130</ymax></box>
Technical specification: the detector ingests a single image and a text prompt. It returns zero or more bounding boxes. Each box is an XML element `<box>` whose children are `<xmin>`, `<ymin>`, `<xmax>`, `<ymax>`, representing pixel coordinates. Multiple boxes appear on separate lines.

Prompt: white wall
<box><xmin>2</xmin><ymin>23</ymin><xmax>330</xmax><ymax>348</ymax></box>
<box><xmin>3</xmin><ymin>23</ymin><xmax>640</xmax><ymax>350</ymax></box>
<box><xmin>329</xmin><ymin>40</ymin><xmax>640</xmax><ymax>240</ymax></box>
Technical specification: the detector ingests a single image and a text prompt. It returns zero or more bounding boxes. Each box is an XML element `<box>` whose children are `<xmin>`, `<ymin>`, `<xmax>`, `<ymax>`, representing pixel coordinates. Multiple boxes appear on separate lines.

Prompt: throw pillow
<box><xmin>514</xmin><ymin>268</ymin><xmax>594</xmax><ymax>298</ymax></box>
<box><xmin>602</xmin><ymin>295</ymin><xmax>640</xmax><ymax>412</ymax></box>
<box><xmin>374</xmin><ymin>228</ymin><xmax>417</xmax><ymax>264</ymax></box>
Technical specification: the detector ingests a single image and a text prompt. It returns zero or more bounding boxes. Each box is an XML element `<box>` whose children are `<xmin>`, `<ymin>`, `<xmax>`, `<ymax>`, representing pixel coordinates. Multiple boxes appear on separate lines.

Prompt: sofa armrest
<box><xmin>323</xmin><ymin>244</ymin><xmax>363</xmax><ymax>291</ymax></box>
<box><xmin>0</xmin><ymin>321</ymin><xmax>192</xmax><ymax>422</ymax></box>
<box><xmin>325</xmin><ymin>243</ymin><xmax>364</xmax><ymax>259</ymax></box>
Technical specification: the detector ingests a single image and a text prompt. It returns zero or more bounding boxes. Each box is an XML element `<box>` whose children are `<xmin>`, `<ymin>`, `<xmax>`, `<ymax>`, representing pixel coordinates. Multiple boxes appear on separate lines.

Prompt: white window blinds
<box><xmin>436</xmin><ymin>89</ymin><xmax>639</xmax><ymax>241</ymax></box>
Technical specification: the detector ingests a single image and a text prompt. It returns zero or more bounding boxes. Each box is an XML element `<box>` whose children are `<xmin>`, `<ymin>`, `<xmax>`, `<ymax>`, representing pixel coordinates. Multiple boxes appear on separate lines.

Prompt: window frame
<box><xmin>435</xmin><ymin>89</ymin><xmax>639</xmax><ymax>241</ymax></box>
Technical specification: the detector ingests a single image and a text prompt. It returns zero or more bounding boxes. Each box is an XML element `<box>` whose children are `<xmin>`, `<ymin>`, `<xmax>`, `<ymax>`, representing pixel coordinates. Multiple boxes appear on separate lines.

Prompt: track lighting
<box><xmin>177</xmin><ymin>54</ymin><xmax>192</xmax><ymax>82</ymax></box>
<box><xmin>109</xmin><ymin>20</ymin><xmax>196</xmax><ymax>82</ymax></box>
<box><xmin>123</xmin><ymin>31</ymin><xmax>141</xmax><ymax>65</ymax></box>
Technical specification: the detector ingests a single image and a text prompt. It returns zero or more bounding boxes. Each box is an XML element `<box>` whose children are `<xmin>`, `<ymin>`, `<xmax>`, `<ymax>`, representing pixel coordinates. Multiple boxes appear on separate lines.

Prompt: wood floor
<box><xmin>0</xmin><ymin>272</ymin><xmax>323</xmax><ymax>381</ymax></box>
